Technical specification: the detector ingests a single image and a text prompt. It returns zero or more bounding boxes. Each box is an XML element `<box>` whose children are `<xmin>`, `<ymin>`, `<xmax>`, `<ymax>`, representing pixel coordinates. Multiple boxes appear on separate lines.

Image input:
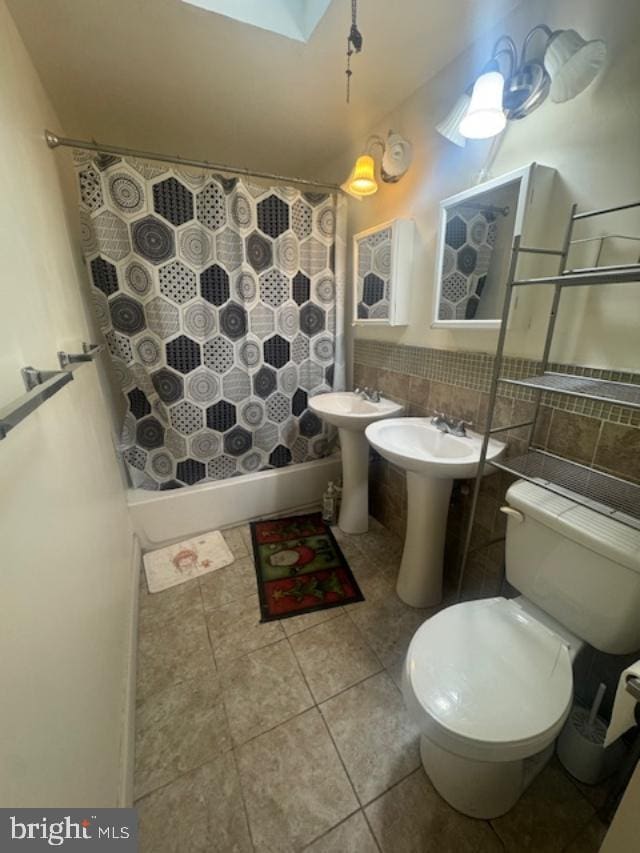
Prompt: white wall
<box><xmin>325</xmin><ymin>0</ymin><xmax>640</xmax><ymax>372</ymax></box>
<box><xmin>0</xmin><ymin>0</ymin><xmax>136</xmax><ymax>806</ymax></box>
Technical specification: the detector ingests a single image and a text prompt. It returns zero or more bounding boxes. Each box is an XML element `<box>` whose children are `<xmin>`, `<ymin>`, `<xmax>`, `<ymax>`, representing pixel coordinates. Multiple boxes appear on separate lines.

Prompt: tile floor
<box><xmin>134</xmin><ymin>516</ymin><xmax>610</xmax><ymax>852</ymax></box>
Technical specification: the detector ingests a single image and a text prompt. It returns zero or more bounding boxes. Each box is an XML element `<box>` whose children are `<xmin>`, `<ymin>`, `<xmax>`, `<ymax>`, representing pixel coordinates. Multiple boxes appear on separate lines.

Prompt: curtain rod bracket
<box><xmin>45</xmin><ymin>130</ymin><xmax>60</xmax><ymax>148</ymax></box>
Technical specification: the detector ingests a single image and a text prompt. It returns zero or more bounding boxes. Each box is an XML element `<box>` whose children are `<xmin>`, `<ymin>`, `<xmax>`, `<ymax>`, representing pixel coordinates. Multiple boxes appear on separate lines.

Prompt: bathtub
<box><xmin>127</xmin><ymin>454</ymin><xmax>342</xmax><ymax>551</ymax></box>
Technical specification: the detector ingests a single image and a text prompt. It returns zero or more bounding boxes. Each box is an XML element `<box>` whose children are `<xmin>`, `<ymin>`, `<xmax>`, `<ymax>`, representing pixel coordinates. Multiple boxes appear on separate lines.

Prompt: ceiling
<box><xmin>8</xmin><ymin>0</ymin><xmax>522</xmax><ymax>179</ymax></box>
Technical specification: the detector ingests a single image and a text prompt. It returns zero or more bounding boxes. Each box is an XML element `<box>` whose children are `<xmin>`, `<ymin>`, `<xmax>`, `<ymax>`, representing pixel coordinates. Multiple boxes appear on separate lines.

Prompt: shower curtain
<box><xmin>75</xmin><ymin>150</ymin><xmax>346</xmax><ymax>489</ymax></box>
<box><xmin>439</xmin><ymin>208</ymin><xmax>497</xmax><ymax>320</ymax></box>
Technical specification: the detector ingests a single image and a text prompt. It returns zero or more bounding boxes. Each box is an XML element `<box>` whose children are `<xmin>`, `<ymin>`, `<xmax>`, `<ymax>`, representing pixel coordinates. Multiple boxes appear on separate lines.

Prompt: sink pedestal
<box><xmin>338</xmin><ymin>428</ymin><xmax>370</xmax><ymax>534</ymax></box>
<box><xmin>396</xmin><ymin>472</ymin><xmax>453</xmax><ymax>608</ymax></box>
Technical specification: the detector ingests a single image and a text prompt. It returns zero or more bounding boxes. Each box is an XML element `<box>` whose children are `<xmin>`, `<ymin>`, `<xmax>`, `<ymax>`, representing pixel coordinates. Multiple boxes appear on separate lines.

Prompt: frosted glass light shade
<box><xmin>544</xmin><ymin>29</ymin><xmax>607</xmax><ymax>103</ymax></box>
<box><xmin>342</xmin><ymin>154</ymin><xmax>378</xmax><ymax>197</ymax></box>
<box><xmin>435</xmin><ymin>93</ymin><xmax>470</xmax><ymax>147</ymax></box>
<box><xmin>459</xmin><ymin>71</ymin><xmax>507</xmax><ymax>139</ymax></box>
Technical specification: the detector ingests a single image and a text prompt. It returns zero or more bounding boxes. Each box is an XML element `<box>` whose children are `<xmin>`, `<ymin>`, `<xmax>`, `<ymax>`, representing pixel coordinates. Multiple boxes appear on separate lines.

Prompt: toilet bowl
<box><xmin>402</xmin><ymin>596</ymin><xmax>576</xmax><ymax>818</ymax></box>
<box><xmin>402</xmin><ymin>480</ymin><xmax>640</xmax><ymax>818</ymax></box>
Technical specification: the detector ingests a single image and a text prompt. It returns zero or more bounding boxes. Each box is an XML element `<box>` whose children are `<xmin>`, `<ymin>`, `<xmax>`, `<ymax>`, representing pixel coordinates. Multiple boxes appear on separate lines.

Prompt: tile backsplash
<box><xmin>353</xmin><ymin>339</ymin><xmax>640</xmax><ymax>595</ymax></box>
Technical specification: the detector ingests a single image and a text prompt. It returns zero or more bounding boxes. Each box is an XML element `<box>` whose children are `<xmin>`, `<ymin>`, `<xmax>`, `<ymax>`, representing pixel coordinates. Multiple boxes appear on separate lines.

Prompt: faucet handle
<box><xmin>451</xmin><ymin>418</ymin><xmax>473</xmax><ymax>437</ymax></box>
<box><xmin>354</xmin><ymin>387</ymin><xmax>361</xmax><ymax>395</ymax></box>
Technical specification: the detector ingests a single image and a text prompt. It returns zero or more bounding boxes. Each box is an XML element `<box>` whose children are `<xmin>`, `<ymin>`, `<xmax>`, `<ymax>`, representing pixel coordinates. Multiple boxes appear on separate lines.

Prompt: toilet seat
<box><xmin>403</xmin><ymin>597</ymin><xmax>573</xmax><ymax>763</ymax></box>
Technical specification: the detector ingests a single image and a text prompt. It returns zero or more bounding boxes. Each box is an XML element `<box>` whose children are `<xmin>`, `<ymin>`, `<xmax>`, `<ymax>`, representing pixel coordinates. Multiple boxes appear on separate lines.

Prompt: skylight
<box><xmin>181</xmin><ymin>0</ymin><xmax>333</xmax><ymax>43</ymax></box>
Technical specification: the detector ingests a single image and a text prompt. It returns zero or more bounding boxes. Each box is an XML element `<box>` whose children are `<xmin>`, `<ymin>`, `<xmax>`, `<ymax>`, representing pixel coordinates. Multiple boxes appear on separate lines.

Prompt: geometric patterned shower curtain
<box><xmin>75</xmin><ymin>150</ymin><xmax>345</xmax><ymax>489</ymax></box>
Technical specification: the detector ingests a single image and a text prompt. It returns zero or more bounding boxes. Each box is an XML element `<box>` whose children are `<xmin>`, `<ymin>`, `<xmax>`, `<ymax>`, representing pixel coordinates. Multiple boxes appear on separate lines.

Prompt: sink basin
<box><xmin>365</xmin><ymin>418</ymin><xmax>505</xmax><ymax>479</ymax></box>
<box><xmin>309</xmin><ymin>392</ymin><xmax>404</xmax><ymax>431</ymax></box>
<box><xmin>309</xmin><ymin>392</ymin><xmax>404</xmax><ymax>534</ymax></box>
<box><xmin>365</xmin><ymin>418</ymin><xmax>505</xmax><ymax>608</ymax></box>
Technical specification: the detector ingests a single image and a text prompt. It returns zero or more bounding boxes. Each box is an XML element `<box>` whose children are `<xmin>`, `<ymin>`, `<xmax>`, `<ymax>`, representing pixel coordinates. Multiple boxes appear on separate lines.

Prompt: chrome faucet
<box><xmin>430</xmin><ymin>411</ymin><xmax>473</xmax><ymax>437</ymax></box>
<box><xmin>355</xmin><ymin>386</ymin><xmax>382</xmax><ymax>403</ymax></box>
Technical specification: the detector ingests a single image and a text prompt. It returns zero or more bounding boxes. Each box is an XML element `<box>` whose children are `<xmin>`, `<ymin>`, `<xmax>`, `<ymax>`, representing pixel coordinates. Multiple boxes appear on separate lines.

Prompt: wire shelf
<box><xmin>490</xmin><ymin>450</ymin><xmax>640</xmax><ymax>529</ymax></box>
<box><xmin>512</xmin><ymin>264</ymin><xmax>640</xmax><ymax>288</ymax></box>
<box><xmin>500</xmin><ymin>372</ymin><xmax>640</xmax><ymax>410</ymax></box>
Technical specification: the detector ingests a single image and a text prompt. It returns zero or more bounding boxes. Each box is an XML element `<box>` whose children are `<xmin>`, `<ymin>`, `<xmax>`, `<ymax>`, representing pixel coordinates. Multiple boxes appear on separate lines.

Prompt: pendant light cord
<box><xmin>346</xmin><ymin>0</ymin><xmax>363</xmax><ymax>103</ymax></box>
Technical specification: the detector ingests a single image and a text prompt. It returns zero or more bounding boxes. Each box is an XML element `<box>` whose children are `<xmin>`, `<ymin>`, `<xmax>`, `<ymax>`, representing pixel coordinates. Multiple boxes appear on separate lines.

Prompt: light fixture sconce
<box><xmin>342</xmin><ymin>130</ymin><xmax>412</xmax><ymax>198</ymax></box>
<box><xmin>437</xmin><ymin>26</ymin><xmax>607</xmax><ymax>144</ymax></box>
<box><xmin>458</xmin><ymin>65</ymin><xmax>507</xmax><ymax>140</ymax></box>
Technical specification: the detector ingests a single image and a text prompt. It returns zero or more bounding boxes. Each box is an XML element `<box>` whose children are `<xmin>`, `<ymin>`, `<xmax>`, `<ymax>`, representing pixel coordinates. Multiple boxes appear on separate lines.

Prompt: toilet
<box><xmin>402</xmin><ymin>480</ymin><xmax>640</xmax><ymax>819</ymax></box>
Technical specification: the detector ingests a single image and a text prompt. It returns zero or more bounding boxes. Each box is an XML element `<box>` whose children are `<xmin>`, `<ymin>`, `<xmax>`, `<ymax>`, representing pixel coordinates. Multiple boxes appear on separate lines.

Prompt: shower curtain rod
<box><xmin>44</xmin><ymin>130</ymin><xmax>343</xmax><ymax>194</ymax></box>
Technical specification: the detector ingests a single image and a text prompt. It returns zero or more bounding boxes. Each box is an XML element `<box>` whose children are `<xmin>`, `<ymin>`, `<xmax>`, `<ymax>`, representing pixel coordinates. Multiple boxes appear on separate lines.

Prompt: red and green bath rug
<box><xmin>250</xmin><ymin>512</ymin><xmax>364</xmax><ymax>622</ymax></box>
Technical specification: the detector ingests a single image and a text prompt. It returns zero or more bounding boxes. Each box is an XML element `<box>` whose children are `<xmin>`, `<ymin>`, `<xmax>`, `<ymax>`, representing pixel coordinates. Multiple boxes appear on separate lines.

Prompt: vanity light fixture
<box><xmin>342</xmin><ymin>154</ymin><xmax>377</xmax><ymax>197</ymax></box>
<box><xmin>458</xmin><ymin>64</ymin><xmax>507</xmax><ymax>140</ymax></box>
<box><xmin>342</xmin><ymin>131</ymin><xmax>412</xmax><ymax>198</ymax></box>
<box><xmin>438</xmin><ymin>26</ymin><xmax>607</xmax><ymax>145</ymax></box>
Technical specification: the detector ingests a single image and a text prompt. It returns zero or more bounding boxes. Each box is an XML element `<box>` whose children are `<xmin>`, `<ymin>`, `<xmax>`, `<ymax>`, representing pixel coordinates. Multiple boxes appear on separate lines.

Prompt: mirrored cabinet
<box><xmin>432</xmin><ymin>163</ymin><xmax>556</xmax><ymax>329</ymax></box>
<box><xmin>353</xmin><ymin>218</ymin><xmax>415</xmax><ymax>326</ymax></box>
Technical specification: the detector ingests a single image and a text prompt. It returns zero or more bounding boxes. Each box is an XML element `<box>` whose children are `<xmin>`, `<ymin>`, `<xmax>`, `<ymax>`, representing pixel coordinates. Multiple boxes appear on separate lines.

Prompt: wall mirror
<box><xmin>432</xmin><ymin>163</ymin><xmax>555</xmax><ymax>329</ymax></box>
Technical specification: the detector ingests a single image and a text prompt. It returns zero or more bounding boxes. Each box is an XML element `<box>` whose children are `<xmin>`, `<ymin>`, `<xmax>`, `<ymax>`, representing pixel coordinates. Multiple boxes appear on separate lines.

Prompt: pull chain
<box><xmin>346</xmin><ymin>0</ymin><xmax>363</xmax><ymax>103</ymax></box>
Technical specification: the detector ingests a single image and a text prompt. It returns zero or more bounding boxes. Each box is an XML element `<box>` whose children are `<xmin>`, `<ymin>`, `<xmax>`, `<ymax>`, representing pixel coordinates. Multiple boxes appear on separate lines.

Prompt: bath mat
<box><xmin>250</xmin><ymin>512</ymin><xmax>364</xmax><ymax>622</ymax></box>
<box><xmin>143</xmin><ymin>531</ymin><xmax>234</xmax><ymax>593</ymax></box>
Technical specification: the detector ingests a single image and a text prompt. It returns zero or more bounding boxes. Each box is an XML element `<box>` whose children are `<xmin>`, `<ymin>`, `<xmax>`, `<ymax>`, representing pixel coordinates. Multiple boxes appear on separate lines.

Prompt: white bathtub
<box><xmin>127</xmin><ymin>454</ymin><xmax>342</xmax><ymax>551</ymax></box>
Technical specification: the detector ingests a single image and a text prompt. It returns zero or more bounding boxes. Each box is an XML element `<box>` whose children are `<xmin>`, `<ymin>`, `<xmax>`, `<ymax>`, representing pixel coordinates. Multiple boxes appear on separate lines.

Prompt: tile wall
<box><xmin>353</xmin><ymin>340</ymin><xmax>640</xmax><ymax>600</ymax></box>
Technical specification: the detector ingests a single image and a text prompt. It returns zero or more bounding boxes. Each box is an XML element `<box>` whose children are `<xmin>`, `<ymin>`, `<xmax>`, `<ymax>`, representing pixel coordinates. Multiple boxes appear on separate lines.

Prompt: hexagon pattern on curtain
<box><xmin>75</xmin><ymin>150</ymin><xmax>344</xmax><ymax>489</ymax></box>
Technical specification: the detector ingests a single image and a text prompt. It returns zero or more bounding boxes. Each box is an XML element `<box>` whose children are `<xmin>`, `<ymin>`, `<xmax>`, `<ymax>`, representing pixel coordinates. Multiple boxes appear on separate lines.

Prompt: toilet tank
<box><xmin>504</xmin><ymin>481</ymin><xmax>640</xmax><ymax>654</ymax></box>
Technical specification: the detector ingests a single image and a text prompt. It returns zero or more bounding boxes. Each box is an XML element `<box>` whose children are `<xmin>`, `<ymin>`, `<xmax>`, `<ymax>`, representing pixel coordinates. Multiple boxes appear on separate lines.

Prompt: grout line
<box><xmin>487</xmin><ymin>820</ymin><xmax>507</xmax><ymax>851</ymax></box>
<box><xmin>301</xmin><ymin>809</ymin><xmax>380</xmax><ymax>852</ymax></box>
<box><xmin>229</xmin><ymin>747</ymin><xmax>257</xmax><ymax>853</ymax></box>
<box><xmin>211</xmin><ymin>632</ymin><xmax>286</xmax><ymax>671</ymax></box>
<box><xmin>590</xmin><ymin>418</ymin><xmax>606</xmax><ymax>469</ymax></box>
<box><xmin>133</xmin><ymin>734</ymin><xmax>234</xmax><ymax>804</ymax></box>
<box><xmin>316</xmin><ymin>702</ymin><xmax>364</xmax><ymax>808</ymax></box>
<box><xmin>362</xmin><ymin>807</ymin><xmax>384</xmax><ymax>853</ymax></box>
<box><xmin>230</xmin><ymin>701</ymin><xmax>316</xmax><ymax>751</ymax></box>
<box><xmin>315</xmin><ymin>669</ymin><xmax>422</xmax><ymax>812</ymax></box>
<box><xmin>312</xmin><ymin>662</ymin><xmax>385</xmax><ymax>709</ymax></box>
<box><xmin>202</xmin><ymin>568</ymin><xmax>258</xmax><ymax>851</ymax></box>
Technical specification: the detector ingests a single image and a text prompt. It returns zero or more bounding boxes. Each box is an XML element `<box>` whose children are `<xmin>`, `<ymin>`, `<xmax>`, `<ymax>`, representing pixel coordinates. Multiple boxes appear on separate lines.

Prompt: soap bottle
<box><xmin>322</xmin><ymin>481</ymin><xmax>337</xmax><ymax>524</ymax></box>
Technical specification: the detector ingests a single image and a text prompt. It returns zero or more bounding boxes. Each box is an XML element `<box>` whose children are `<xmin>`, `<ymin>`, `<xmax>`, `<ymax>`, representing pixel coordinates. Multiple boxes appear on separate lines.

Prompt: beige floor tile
<box><xmin>320</xmin><ymin>671</ymin><xmax>420</xmax><ymax>805</ymax></box>
<box><xmin>138</xmin><ymin>578</ymin><xmax>202</xmax><ymax>634</ymax></box>
<box><xmin>134</xmin><ymin>675</ymin><xmax>230</xmax><ymax>798</ymax></box>
<box><xmin>281</xmin><ymin>605</ymin><xmax>344</xmax><ymax>637</ymax></box>
<box><xmin>385</xmin><ymin>653</ymin><xmax>406</xmax><ymax>691</ymax></box>
<box><xmin>206</xmin><ymin>592</ymin><xmax>284</xmax><ymax>665</ymax></box>
<box><xmin>563</xmin><ymin>815</ymin><xmax>609</xmax><ymax>853</ymax></box>
<box><xmin>304</xmin><ymin>811</ymin><xmax>378</xmax><ymax>852</ymax></box>
<box><xmin>137</xmin><ymin>751</ymin><xmax>252</xmax><ymax>853</ymax></box>
<box><xmin>223</xmin><ymin>526</ymin><xmax>250</xmax><ymax>559</ymax></box>
<box><xmin>491</xmin><ymin>759</ymin><xmax>595</xmax><ymax>852</ymax></box>
<box><xmin>199</xmin><ymin>556</ymin><xmax>257</xmax><ymax>611</ymax></box>
<box><xmin>221</xmin><ymin>639</ymin><xmax>313</xmax><ymax>745</ymax></box>
<box><xmin>290</xmin><ymin>613</ymin><xmax>382</xmax><ymax>703</ymax></box>
<box><xmin>137</xmin><ymin>608</ymin><xmax>216</xmax><ymax>702</ymax></box>
<box><xmin>365</xmin><ymin>769</ymin><xmax>503</xmax><ymax>853</ymax></box>
<box><xmin>237</xmin><ymin>707</ymin><xmax>359</xmax><ymax>852</ymax></box>
<box><xmin>239</xmin><ymin>523</ymin><xmax>253</xmax><ymax>553</ymax></box>
<box><xmin>355</xmin><ymin>523</ymin><xmax>403</xmax><ymax>569</ymax></box>
<box><xmin>330</xmin><ymin>525</ymin><xmax>367</xmax><ymax>559</ymax></box>
<box><xmin>571</xmin><ymin>774</ymin><xmax>612</xmax><ymax>810</ymax></box>
<box><xmin>348</xmin><ymin>555</ymin><xmax>396</xmax><ymax>604</ymax></box>
<box><xmin>347</xmin><ymin>595</ymin><xmax>429</xmax><ymax>667</ymax></box>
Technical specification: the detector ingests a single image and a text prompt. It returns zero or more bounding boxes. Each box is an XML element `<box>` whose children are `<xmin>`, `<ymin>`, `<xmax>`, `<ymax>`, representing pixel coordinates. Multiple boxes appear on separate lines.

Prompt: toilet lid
<box><xmin>406</xmin><ymin>598</ymin><xmax>573</xmax><ymax>749</ymax></box>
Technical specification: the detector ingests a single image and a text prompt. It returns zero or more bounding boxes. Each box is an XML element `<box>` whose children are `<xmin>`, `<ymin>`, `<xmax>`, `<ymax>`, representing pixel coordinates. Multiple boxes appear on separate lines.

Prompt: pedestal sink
<box><xmin>365</xmin><ymin>418</ymin><xmax>505</xmax><ymax>607</ymax></box>
<box><xmin>309</xmin><ymin>392</ymin><xmax>404</xmax><ymax>534</ymax></box>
